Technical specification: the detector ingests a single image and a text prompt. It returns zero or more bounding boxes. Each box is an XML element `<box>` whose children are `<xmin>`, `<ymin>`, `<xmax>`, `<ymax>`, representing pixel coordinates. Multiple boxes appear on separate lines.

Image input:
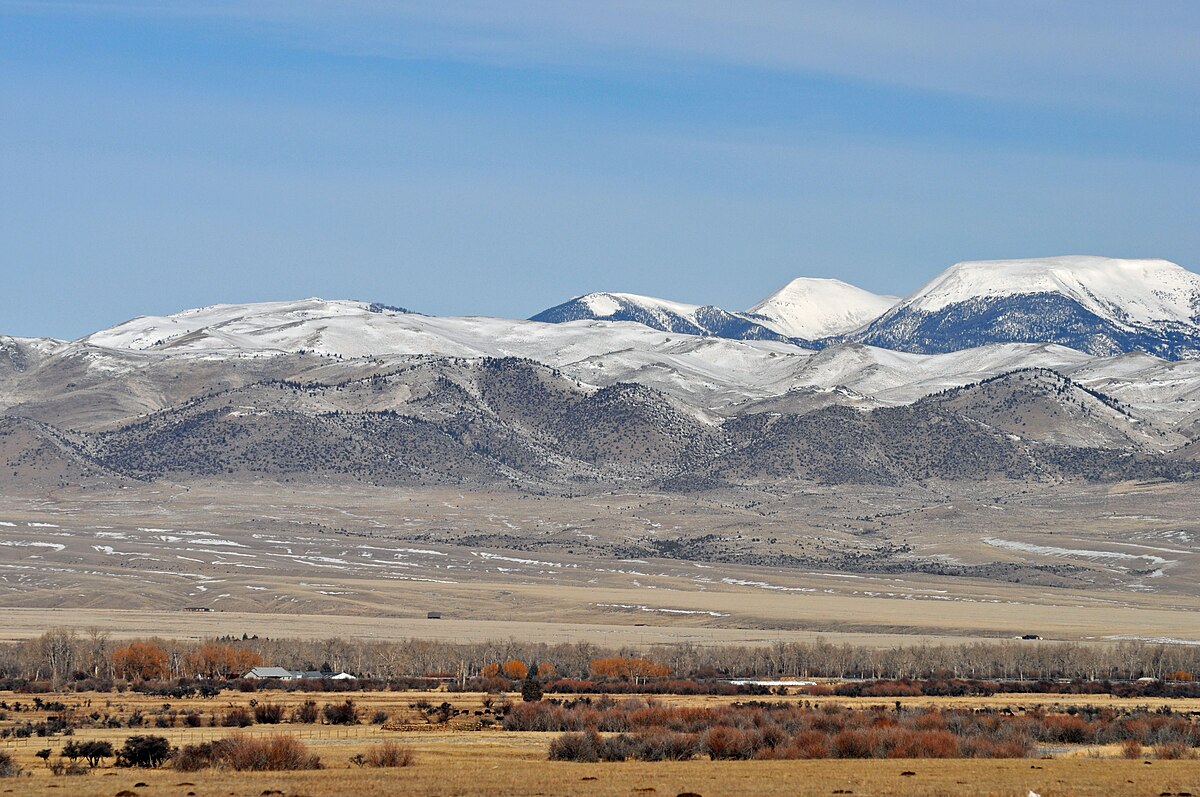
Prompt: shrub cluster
<box><xmin>819</xmin><ymin>678</ymin><xmax>1200</xmax><ymax>700</ymax></box>
<box><xmin>322</xmin><ymin>699</ymin><xmax>359</xmax><ymax>725</ymax></box>
<box><xmin>549</xmin><ymin>729</ymin><xmax>698</xmax><ymax>762</ymax></box>
<box><xmin>514</xmin><ymin>699</ymin><xmax>1200</xmax><ymax>762</ymax></box>
<box><xmin>546</xmin><ymin>678</ymin><xmax>767</xmax><ymax>696</ymax></box>
<box><xmin>350</xmin><ymin>741</ymin><xmax>416</xmax><ymax>768</ymax></box>
<box><xmin>115</xmin><ymin>735</ymin><xmax>172</xmax><ymax>768</ymax></box>
<box><xmin>174</xmin><ymin>734</ymin><xmax>321</xmax><ymax>771</ymax></box>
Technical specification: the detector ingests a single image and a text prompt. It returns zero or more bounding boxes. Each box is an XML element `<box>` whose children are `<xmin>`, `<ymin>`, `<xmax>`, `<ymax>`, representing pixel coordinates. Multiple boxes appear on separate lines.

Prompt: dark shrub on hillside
<box><xmin>254</xmin><ymin>703</ymin><xmax>284</xmax><ymax>724</ymax></box>
<box><xmin>0</xmin><ymin>750</ymin><xmax>19</xmax><ymax>777</ymax></box>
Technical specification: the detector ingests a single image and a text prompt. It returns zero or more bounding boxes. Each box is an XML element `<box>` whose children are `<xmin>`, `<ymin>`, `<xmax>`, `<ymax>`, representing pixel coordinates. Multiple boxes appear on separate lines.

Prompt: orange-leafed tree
<box><xmin>501</xmin><ymin>659</ymin><xmax>529</xmax><ymax>680</ymax></box>
<box><xmin>112</xmin><ymin>641</ymin><xmax>170</xmax><ymax>681</ymax></box>
<box><xmin>589</xmin><ymin>657</ymin><xmax>671</xmax><ymax>681</ymax></box>
<box><xmin>481</xmin><ymin>663</ymin><xmax>501</xmax><ymax>678</ymax></box>
<box><xmin>536</xmin><ymin>661</ymin><xmax>557</xmax><ymax>678</ymax></box>
<box><xmin>188</xmin><ymin>642</ymin><xmax>263</xmax><ymax>679</ymax></box>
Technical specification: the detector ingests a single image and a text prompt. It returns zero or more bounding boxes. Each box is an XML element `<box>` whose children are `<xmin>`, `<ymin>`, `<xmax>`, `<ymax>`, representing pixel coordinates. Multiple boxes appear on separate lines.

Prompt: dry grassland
<box><xmin>1</xmin><ymin>691</ymin><xmax>1198</xmax><ymax>796</ymax></box>
<box><xmin>2</xmin><ymin>756</ymin><xmax>1199</xmax><ymax>797</ymax></box>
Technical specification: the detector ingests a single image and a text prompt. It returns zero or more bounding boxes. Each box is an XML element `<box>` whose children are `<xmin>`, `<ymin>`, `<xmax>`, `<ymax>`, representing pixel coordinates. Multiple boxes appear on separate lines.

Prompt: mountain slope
<box><xmin>86</xmin><ymin>358</ymin><xmax>724</xmax><ymax>486</ymax></box>
<box><xmin>11</xmin><ymin>306</ymin><xmax>1200</xmax><ymax>435</ymax></box>
<box><xmin>716</xmin><ymin>404</ymin><xmax>1043</xmax><ymax>485</ymax></box>
<box><xmin>0</xmin><ymin>416</ymin><xmax>124</xmax><ymax>487</ymax></box>
<box><xmin>857</xmin><ymin>257</ymin><xmax>1200</xmax><ymax>358</ymax></box>
<box><xmin>530</xmin><ymin>291</ymin><xmax>799</xmax><ymax>343</ymax></box>
<box><xmin>747</xmin><ymin>278</ymin><xmax>897</xmax><ymax>339</ymax></box>
<box><xmin>918</xmin><ymin>369</ymin><xmax>1178</xmax><ymax>449</ymax></box>
<box><xmin>3</xmin><ymin>350</ymin><xmax>1196</xmax><ymax>491</ymax></box>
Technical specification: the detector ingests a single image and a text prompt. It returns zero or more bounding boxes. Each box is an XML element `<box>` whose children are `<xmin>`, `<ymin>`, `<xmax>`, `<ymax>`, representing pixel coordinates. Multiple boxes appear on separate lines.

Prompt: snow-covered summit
<box><xmin>82</xmin><ymin>298</ymin><xmax>422</xmax><ymax>355</ymax></box>
<box><xmin>567</xmin><ymin>292</ymin><xmax>706</xmax><ymax>325</ymax></box>
<box><xmin>747</xmin><ymin>278</ymin><xmax>898</xmax><ymax>339</ymax></box>
<box><xmin>904</xmin><ymin>257</ymin><xmax>1200</xmax><ymax>325</ymax></box>
<box><xmin>16</xmin><ymin>288</ymin><xmax>1200</xmax><ymax>430</ymax></box>
<box><xmin>855</xmin><ymin>256</ymin><xmax>1200</xmax><ymax>359</ymax></box>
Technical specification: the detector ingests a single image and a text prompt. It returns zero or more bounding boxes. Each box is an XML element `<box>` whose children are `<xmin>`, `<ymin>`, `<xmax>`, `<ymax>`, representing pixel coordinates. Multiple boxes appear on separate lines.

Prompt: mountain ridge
<box><xmin>530</xmin><ymin>256</ymin><xmax>1200</xmax><ymax>361</ymax></box>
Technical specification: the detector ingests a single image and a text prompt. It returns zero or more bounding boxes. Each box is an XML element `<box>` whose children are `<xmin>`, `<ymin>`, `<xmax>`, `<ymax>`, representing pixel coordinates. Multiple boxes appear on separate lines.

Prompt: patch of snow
<box><xmin>0</xmin><ymin>541</ymin><xmax>66</xmax><ymax>552</ymax></box>
<box><xmin>983</xmin><ymin>537</ymin><xmax>1172</xmax><ymax>566</ymax></box>
<box><xmin>595</xmin><ymin>603</ymin><xmax>729</xmax><ymax>617</ymax></box>
<box><xmin>721</xmin><ymin>577</ymin><xmax>815</xmax><ymax>592</ymax></box>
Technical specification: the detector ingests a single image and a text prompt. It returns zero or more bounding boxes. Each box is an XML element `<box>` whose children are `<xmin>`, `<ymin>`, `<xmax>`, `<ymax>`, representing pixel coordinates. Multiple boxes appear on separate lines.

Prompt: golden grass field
<box><xmin>3</xmin><ymin>755</ymin><xmax>1199</xmax><ymax>797</ymax></box>
<box><xmin>0</xmin><ymin>690</ymin><xmax>1197</xmax><ymax>796</ymax></box>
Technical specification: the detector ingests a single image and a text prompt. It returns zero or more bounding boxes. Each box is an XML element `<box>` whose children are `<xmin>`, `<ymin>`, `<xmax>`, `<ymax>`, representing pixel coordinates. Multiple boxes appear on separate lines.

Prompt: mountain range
<box><xmin>532</xmin><ymin>256</ymin><xmax>1200</xmax><ymax>358</ymax></box>
<box><xmin>5</xmin><ymin>255</ymin><xmax>1200</xmax><ymax>490</ymax></box>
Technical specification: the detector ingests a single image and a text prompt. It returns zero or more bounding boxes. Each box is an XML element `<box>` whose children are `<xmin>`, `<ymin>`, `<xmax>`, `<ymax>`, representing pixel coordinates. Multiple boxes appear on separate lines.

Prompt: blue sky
<box><xmin>3</xmin><ymin>1</ymin><xmax>1199</xmax><ymax>339</ymax></box>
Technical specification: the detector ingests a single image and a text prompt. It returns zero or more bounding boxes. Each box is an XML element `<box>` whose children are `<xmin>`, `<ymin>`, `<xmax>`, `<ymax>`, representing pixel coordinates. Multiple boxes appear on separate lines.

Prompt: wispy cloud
<box><xmin>5</xmin><ymin>0</ymin><xmax>1198</xmax><ymax>110</ymax></box>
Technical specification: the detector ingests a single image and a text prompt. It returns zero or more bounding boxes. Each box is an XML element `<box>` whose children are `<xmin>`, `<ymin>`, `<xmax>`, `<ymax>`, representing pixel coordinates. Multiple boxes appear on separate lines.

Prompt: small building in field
<box><xmin>243</xmin><ymin>666</ymin><xmax>357</xmax><ymax>681</ymax></box>
<box><xmin>295</xmin><ymin>670</ymin><xmax>357</xmax><ymax>680</ymax></box>
<box><xmin>243</xmin><ymin>666</ymin><xmax>297</xmax><ymax>680</ymax></box>
<box><xmin>427</xmin><ymin>611</ymin><xmax>443</xmax><ymax>619</ymax></box>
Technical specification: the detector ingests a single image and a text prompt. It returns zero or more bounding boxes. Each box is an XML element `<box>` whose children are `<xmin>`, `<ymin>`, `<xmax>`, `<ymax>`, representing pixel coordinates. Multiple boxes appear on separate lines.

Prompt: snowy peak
<box><xmin>748</xmin><ymin>278</ymin><xmax>898</xmax><ymax>339</ymax></box>
<box><xmin>906</xmin><ymin>257</ymin><xmax>1200</xmax><ymax>325</ymax></box>
<box><xmin>546</xmin><ymin>291</ymin><xmax>704</xmax><ymax>325</ymax></box>
<box><xmin>858</xmin><ymin>256</ymin><xmax>1200</xmax><ymax>360</ymax></box>
<box><xmin>530</xmin><ymin>292</ymin><xmax>798</xmax><ymax>344</ymax></box>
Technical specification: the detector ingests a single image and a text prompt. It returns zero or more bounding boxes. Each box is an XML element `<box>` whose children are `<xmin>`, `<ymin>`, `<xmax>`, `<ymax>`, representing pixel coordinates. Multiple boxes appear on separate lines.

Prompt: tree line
<box><xmin>0</xmin><ymin>629</ymin><xmax>1196</xmax><ymax>687</ymax></box>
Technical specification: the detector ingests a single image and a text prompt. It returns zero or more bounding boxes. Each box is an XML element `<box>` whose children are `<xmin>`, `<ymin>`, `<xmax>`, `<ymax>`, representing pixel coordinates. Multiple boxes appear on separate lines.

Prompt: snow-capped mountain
<box><xmin>5</xmin><ymin>254</ymin><xmax>1200</xmax><ymax>436</ymax></box>
<box><xmin>856</xmin><ymin>256</ymin><xmax>1200</xmax><ymax>359</ymax></box>
<box><xmin>82</xmin><ymin>298</ymin><xmax>427</xmax><ymax>355</ymax></box>
<box><xmin>529</xmin><ymin>291</ymin><xmax>798</xmax><ymax>343</ymax></box>
<box><xmin>11</xmin><ymin>257</ymin><xmax>1200</xmax><ymax>490</ymax></box>
<box><xmin>6</xmin><ymin>293</ymin><xmax>1195</xmax><ymax>433</ymax></box>
<box><xmin>747</xmin><ymin>278</ymin><xmax>898</xmax><ymax>339</ymax></box>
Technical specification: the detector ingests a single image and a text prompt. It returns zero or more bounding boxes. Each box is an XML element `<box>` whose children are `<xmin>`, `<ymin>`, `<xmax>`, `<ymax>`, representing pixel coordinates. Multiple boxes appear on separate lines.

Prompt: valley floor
<box><xmin>0</xmin><ymin>480</ymin><xmax>1198</xmax><ymax>647</ymax></box>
